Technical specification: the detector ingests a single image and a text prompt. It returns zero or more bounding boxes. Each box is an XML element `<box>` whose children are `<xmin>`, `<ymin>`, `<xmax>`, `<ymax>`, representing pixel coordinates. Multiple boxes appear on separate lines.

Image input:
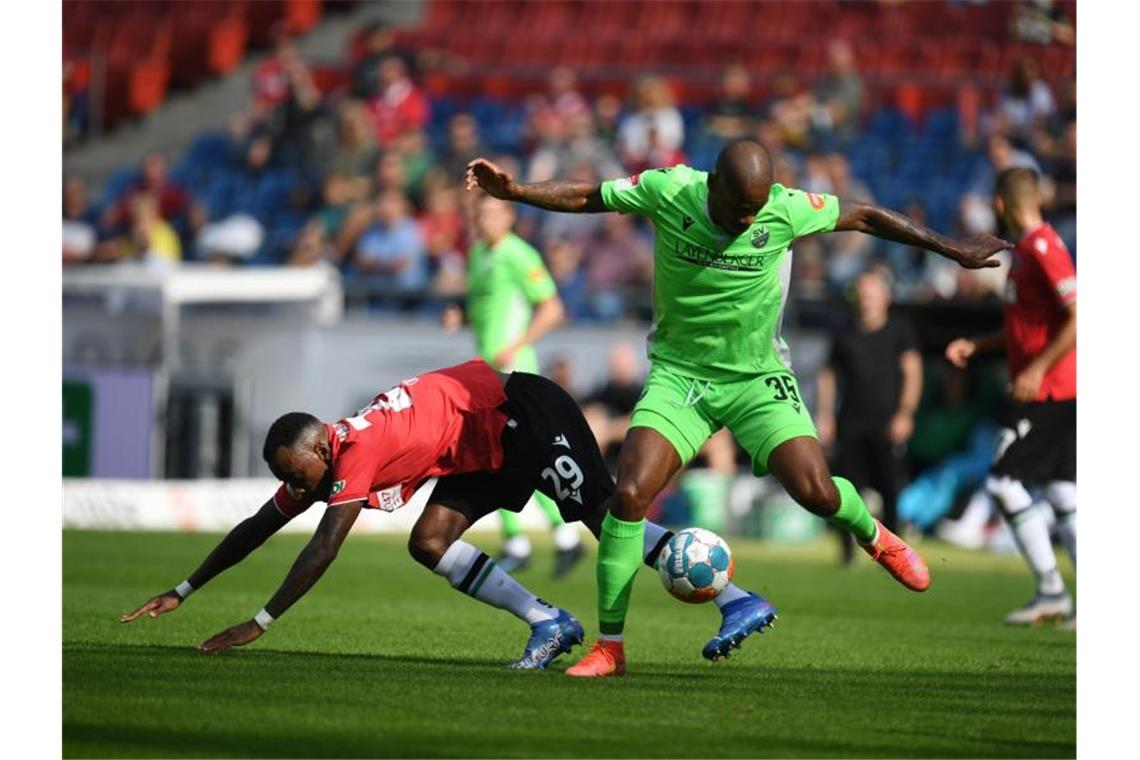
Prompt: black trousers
<box><xmin>831</xmin><ymin>420</ymin><xmax>907</xmax><ymax>563</ymax></box>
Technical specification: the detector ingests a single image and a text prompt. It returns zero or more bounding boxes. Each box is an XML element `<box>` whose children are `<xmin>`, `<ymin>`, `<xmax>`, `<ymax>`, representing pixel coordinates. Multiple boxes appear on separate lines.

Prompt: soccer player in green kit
<box><xmin>468</xmin><ymin>140</ymin><xmax>1011</xmax><ymax>676</ymax></box>
<box><xmin>444</xmin><ymin>194</ymin><xmax>584</xmax><ymax>575</ymax></box>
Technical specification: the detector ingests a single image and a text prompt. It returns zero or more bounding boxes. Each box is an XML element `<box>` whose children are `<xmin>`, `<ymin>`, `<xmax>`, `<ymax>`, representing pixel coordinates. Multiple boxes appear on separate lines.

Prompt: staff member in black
<box><xmin>816</xmin><ymin>268</ymin><xmax>923</xmax><ymax>564</ymax></box>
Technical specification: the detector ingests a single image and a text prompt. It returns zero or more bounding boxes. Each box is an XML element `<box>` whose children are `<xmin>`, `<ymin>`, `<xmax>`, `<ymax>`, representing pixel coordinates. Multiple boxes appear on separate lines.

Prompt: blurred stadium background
<box><xmin>62</xmin><ymin>0</ymin><xmax>1075</xmax><ymax>548</ymax></box>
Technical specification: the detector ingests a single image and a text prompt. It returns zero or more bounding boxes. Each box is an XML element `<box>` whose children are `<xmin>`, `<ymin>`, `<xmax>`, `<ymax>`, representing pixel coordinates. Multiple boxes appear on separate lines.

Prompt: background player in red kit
<box><xmin>946</xmin><ymin>167</ymin><xmax>1076</xmax><ymax>626</ymax></box>
<box><xmin>121</xmin><ymin>360</ymin><xmax>773</xmax><ymax>670</ymax></box>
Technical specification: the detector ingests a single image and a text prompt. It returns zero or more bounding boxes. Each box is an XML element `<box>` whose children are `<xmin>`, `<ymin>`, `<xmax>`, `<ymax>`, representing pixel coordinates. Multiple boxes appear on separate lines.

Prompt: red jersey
<box><xmin>273</xmin><ymin>360</ymin><xmax>508</xmax><ymax>518</ymax></box>
<box><xmin>1003</xmin><ymin>223</ymin><xmax>1077</xmax><ymax>401</ymax></box>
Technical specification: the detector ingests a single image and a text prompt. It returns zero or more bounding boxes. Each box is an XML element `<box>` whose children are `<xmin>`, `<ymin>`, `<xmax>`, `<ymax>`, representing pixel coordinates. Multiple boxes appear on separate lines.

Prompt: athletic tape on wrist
<box><xmin>254</xmin><ymin>608</ymin><xmax>275</xmax><ymax>630</ymax></box>
<box><xmin>174</xmin><ymin>580</ymin><xmax>194</xmax><ymax>599</ymax></box>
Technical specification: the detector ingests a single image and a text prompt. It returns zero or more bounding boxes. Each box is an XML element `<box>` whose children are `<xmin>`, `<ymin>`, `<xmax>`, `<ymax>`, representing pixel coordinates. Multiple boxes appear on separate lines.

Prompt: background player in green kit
<box><xmin>468</xmin><ymin>139</ymin><xmax>1013</xmax><ymax>677</ymax></box>
<box><xmin>443</xmin><ymin>194</ymin><xmax>584</xmax><ymax>575</ymax></box>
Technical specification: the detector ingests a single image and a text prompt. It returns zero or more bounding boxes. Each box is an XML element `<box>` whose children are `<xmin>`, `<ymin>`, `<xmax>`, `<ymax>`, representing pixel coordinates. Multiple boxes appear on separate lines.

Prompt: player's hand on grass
<box><xmin>1011</xmin><ymin>363</ymin><xmax>1046</xmax><ymax>402</ymax></box>
<box><xmin>948</xmin><ymin>234</ymin><xmax>1013</xmax><ymax>269</ymax></box>
<box><xmin>466</xmin><ymin>158</ymin><xmax>518</xmax><ymax>200</ymax></box>
<box><xmin>199</xmin><ymin>619</ymin><xmax>264</xmax><ymax>654</ymax></box>
<box><xmin>120</xmin><ymin>591</ymin><xmax>182</xmax><ymax>623</ymax></box>
<box><xmin>945</xmin><ymin>338</ymin><xmax>976</xmax><ymax>368</ymax></box>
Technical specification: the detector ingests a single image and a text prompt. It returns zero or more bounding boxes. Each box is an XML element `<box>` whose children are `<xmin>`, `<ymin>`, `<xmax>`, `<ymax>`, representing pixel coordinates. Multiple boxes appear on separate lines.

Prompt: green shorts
<box><xmin>629</xmin><ymin>362</ymin><xmax>818</xmax><ymax>476</ymax></box>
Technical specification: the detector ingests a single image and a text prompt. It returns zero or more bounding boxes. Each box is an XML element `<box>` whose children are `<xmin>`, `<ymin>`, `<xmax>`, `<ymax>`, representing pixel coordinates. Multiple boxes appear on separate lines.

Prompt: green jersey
<box><xmin>600</xmin><ymin>164</ymin><xmax>839</xmax><ymax>380</ymax></box>
<box><xmin>466</xmin><ymin>232</ymin><xmax>557</xmax><ymax>372</ymax></box>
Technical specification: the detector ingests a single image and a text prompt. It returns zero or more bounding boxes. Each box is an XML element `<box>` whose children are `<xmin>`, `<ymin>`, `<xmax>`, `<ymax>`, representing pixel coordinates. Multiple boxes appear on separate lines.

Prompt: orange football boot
<box><xmin>861</xmin><ymin>519</ymin><xmax>931</xmax><ymax>592</ymax></box>
<box><xmin>565</xmin><ymin>640</ymin><xmax>626</xmax><ymax>677</ymax></box>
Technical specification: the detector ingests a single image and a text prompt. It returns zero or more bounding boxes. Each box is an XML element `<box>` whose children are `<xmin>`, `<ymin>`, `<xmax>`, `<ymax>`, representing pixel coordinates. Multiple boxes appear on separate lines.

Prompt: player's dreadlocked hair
<box><xmin>262</xmin><ymin>412</ymin><xmax>323</xmax><ymax>462</ymax></box>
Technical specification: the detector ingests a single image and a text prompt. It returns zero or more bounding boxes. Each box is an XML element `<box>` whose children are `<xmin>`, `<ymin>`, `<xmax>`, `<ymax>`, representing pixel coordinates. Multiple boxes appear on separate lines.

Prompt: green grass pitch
<box><xmin>63</xmin><ymin>529</ymin><xmax>1074</xmax><ymax>758</ymax></box>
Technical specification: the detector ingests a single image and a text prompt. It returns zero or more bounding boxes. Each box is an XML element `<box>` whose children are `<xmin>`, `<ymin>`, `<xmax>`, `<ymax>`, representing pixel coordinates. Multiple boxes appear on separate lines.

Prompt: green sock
<box><xmin>827</xmin><ymin>476</ymin><xmax>878</xmax><ymax>544</ymax></box>
<box><xmin>597</xmin><ymin>512</ymin><xmax>646</xmax><ymax>637</ymax></box>
<box><xmin>533</xmin><ymin>492</ymin><xmax>564</xmax><ymax>527</ymax></box>
<box><xmin>499</xmin><ymin>509</ymin><xmax>522</xmax><ymax>538</ymax></box>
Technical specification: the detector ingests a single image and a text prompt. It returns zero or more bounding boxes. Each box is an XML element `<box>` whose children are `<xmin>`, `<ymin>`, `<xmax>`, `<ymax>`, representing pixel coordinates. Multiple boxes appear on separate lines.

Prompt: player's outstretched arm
<box><xmin>466</xmin><ymin>158</ymin><xmax>607</xmax><ymax>213</ymax></box>
<box><xmin>945</xmin><ymin>329</ymin><xmax>1007</xmax><ymax>369</ymax></box>
<box><xmin>835</xmin><ymin>202</ymin><xmax>1012</xmax><ymax>269</ymax></box>
<box><xmin>120</xmin><ymin>500</ymin><xmax>290</xmax><ymax>623</ymax></box>
<box><xmin>198</xmin><ymin>501</ymin><xmax>363</xmax><ymax>653</ymax></box>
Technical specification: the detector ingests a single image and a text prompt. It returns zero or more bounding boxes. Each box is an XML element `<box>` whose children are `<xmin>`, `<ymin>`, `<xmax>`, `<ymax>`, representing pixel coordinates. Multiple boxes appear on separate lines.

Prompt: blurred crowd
<box><xmin>64</xmin><ymin>8</ymin><xmax>1075</xmax><ymax>322</ymax></box>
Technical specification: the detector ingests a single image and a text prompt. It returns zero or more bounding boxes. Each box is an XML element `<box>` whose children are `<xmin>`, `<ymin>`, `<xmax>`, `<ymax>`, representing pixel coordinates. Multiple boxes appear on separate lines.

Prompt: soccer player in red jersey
<box><xmin>946</xmin><ymin>167</ymin><xmax>1076</xmax><ymax>626</ymax></box>
<box><xmin>121</xmin><ymin>359</ymin><xmax>768</xmax><ymax>669</ymax></box>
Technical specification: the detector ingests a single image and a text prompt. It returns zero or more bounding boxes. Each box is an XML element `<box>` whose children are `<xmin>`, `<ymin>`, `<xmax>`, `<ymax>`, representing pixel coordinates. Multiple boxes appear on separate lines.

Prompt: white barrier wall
<box><xmin>62</xmin><ymin>478</ymin><xmax>549</xmax><ymax>534</ymax></box>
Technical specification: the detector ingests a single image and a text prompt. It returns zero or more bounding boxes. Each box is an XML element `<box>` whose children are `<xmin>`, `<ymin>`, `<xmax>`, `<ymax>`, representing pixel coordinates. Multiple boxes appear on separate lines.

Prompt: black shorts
<box><xmin>991</xmin><ymin>399</ymin><xmax>1076</xmax><ymax>483</ymax></box>
<box><xmin>429</xmin><ymin>372</ymin><xmax>615</xmax><ymax>526</ymax></box>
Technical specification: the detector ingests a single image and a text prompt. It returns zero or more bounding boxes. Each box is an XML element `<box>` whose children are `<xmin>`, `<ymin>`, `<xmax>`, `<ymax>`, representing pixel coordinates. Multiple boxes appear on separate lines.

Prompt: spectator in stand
<box><xmin>528</xmin><ymin>110</ymin><xmax>622</xmax><ymax>185</ymax></box>
<box><xmin>961</xmin><ymin>132</ymin><xmax>1042</xmax><ymax>237</ymax></box>
<box><xmin>704</xmin><ymin>63</ymin><xmax>758</xmax><ymax>142</ymax></box>
<box><xmin>441</xmin><ymin>113</ymin><xmax>488</xmax><ymax>180</ymax></box>
<box><xmin>527</xmin><ymin>66</ymin><xmax>590</xmax><ymax>139</ymax></box>
<box><xmin>1012</xmin><ymin>0</ymin><xmax>1075</xmax><ymax>45</ymax></box>
<box><xmin>989</xmin><ymin>56</ymin><xmax>1056</xmax><ymax>145</ymax></box>
<box><xmin>816</xmin><ymin>268</ymin><xmax>922</xmax><ymax>565</ymax></box>
<box><xmin>811</xmin><ymin>39</ymin><xmax>865</xmax><ymax>146</ymax></box>
<box><xmin>288</xmin><ymin>222</ymin><xmax>332</xmax><ymax>268</ymax></box>
<box><xmin>104</xmin><ymin>152</ymin><xmax>198</xmax><ymax>237</ymax></box>
<box><xmin>821</xmin><ymin>153</ymin><xmax>876</xmax><ymax>290</ymax></box>
<box><xmin>617</xmin><ymin>76</ymin><xmax>684</xmax><ymax>170</ymax></box>
<box><xmin>266</xmin><ymin>50</ymin><xmax>329</xmax><ymax>176</ymax></box>
<box><xmin>594</xmin><ymin>94</ymin><xmax>624</xmax><ymax>147</ymax></box>
<box><xmin>1045</xmin><ymin>119</ymin><xmax>1076</xmax><ymax>255</ymax></box>
<box><xmin>418</xmin><ymin>176</ymin><xmax>467</xmax><ymax>296</ymax></box>
<box><xmin>252</xmin><ymin>28</ymin><xmax>298</xmax><ymax>112</ymax></box>
<box><xmin>350</xmin><ymin>22</ymin><xmax>415</xmax><ymax>99</ymax></box>
<box><xmin>127</xmin><ymin>194</ymin><xmax>181</xmax><ymax>267</ymax></box>
<box><xmin>327</xmin><ymin>101</ymin><xmax>380</xmax><ymax>200</ymax></box>
<box><xmin>366</xmin><ymin>55</ymin><xmax>430</xmax><ymax>149</ymax></box>
<box><xmin>584</xmin><ymin>213</ymin><xmax>653</xmax><ymax>320</ymax></box>
<box><xmin>374</xmin><ymin>150</ymin><xmax>410</xmax><ymax>197</ymax></box>
<box><xmin>397</xmin><ymin>129</ymin><xmax>436</xmax><ymax>201</ymax></box>
<box><xmin>351</xmin><ymin>189</ymin><xmax>429</xmax><ymax>296</ymax></box>
<box><xmin>544</xmin><ymin>236</ymin><xmax>590</xmax><ymax>321</ymax></box>
<box><xmin>63</xmin><ymin>177</ymin><xmax>99</xmax><ymax>264</ymax></box>
<box><xmin>581</xmin><ymin>342</ymin><xmax>646</xmax><ymax>465</ymax></box>
<box><xmin>767</xmin><ymin>69</ymin><xmax>814</xmax><ymax>150</ymax></box>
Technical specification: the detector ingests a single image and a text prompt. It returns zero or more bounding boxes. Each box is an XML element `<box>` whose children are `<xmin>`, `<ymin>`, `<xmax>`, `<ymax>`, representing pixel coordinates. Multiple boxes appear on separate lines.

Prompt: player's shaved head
<box><xmin>263</xmin><ymin>412</ymin><xmax>332</xmax><ymax>499</ymax></box>
<box><xmin>708</xmin><ymin>139</ymin><xmax>775</xmax><ymax>236</ymax></box>
<box><xmin>263</xmin><ymin>412</ymin><xmax>325</xmax><ymax>469</ymax></box>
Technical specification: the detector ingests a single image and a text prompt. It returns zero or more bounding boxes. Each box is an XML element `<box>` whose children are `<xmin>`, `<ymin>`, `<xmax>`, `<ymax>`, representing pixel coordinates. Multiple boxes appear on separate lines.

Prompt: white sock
<box><xmin>433</xmin><ymin>540</ymin><xmax>556</xmax><ymax>624</ymax></box>
<box><xmin>642</xmin><ymin>521</ymin><xmax>672</xmax><ymax>566</ymax></box>
<box><xmin>1046</xmin><ymin>480</ymin><xmax>1076</xmax><ymax>567</ymax></box>
<box><xmin>503</xmin><ymin>534</ymin><xmax>531</xmax><ymax>558</ymax></box>
<box><xmin>988</xmin><ymin>476</ymin><xmax>1065</xmax><ymax>596</ymax></box>
<box><xmin>599</xmin><ymin>633</ymin><xmax>623</xmax><ymax>643</ymax></box>
<box><xmin>553</xmin><ymin>523</ymin><xmax>581</xmax><ymax>550</ymax></box>
<box><xmin>713</xmin><ymin>584</ymin><xmax>751</xmax><ymax>609</ymax></box>
<box><xmin>957</xmin><ymin>489</ymin><xmax>996</xmax><ymax>532</ymax></box>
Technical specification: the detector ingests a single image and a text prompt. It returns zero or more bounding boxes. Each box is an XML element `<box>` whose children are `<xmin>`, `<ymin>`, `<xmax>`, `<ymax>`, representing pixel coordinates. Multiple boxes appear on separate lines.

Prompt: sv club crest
<box><xmin>750</xmin><ymin>227</ymin><xmax>770</xmax><ymax>249</ymax></box>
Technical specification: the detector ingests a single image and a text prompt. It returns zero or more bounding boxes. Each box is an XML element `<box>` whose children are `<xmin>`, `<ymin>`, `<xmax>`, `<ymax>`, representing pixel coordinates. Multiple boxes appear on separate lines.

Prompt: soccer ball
<box><xmin>656</xmin><ymin>527</ymin><xmax>735</xmax><ymax>603</ymax></box>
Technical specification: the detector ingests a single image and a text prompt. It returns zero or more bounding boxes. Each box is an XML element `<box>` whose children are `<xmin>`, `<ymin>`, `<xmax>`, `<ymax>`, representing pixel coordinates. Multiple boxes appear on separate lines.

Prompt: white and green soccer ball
<box><xmin>656</xmin><ymin>527</ymin><xmax>735</xmax><ymax>603</ymax></box>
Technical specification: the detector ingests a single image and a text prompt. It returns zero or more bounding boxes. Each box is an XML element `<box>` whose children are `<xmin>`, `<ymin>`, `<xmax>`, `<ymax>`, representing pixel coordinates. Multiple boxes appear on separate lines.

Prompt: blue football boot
<box><xmin>702</xmin><ymin>592</ymin><xmax>778</xmax><ymax>661</ymax></box>
<box><xmin>509</xmin><ymin>609</ymin><xmax>584</xmax><ymax>670</ymax></box>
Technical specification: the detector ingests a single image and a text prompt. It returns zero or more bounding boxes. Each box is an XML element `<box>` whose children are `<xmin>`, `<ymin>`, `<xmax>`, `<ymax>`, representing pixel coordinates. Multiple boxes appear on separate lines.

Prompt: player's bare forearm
<box><xmin>187</xmin><ymin>501</ymin><xmax>289</xmax><ymax>590</ymax></box>
<box><xmin>836</xmin><ymin>202</ymin><xmax>1011</xmax><ymax>269</ymax></box>
<box><xmin>263</xmin><ymin>501</ymin><xmax>362</xmax><ymax>618</ymax></box>
<box><xmin>897</xmin><ymin>350</ymin><xmax>923</xmax><ymax>416</ymax></box>
<box><xmin>512</xmin><ymin>180</ymin><xmax>608</xmax><ymax>213</ymax></box>
<box><xmin>517</xmin><ymin>296</ymin><xmax>565</xmax><ymax>349</ymax></box>
<box><xmin>466</xmin><ymin>158</ymin><xmax>607</xmax><ymax>213</ymax></box>
<box><xmin>1030</xmin><ymin>303</ymin><xmax>1076</xmax><ymax>372</ymax></box>
<box><xmin>972</xmin><ymin>329</ymin><xmax>1008</xmax><ymax>355</ymax></box>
